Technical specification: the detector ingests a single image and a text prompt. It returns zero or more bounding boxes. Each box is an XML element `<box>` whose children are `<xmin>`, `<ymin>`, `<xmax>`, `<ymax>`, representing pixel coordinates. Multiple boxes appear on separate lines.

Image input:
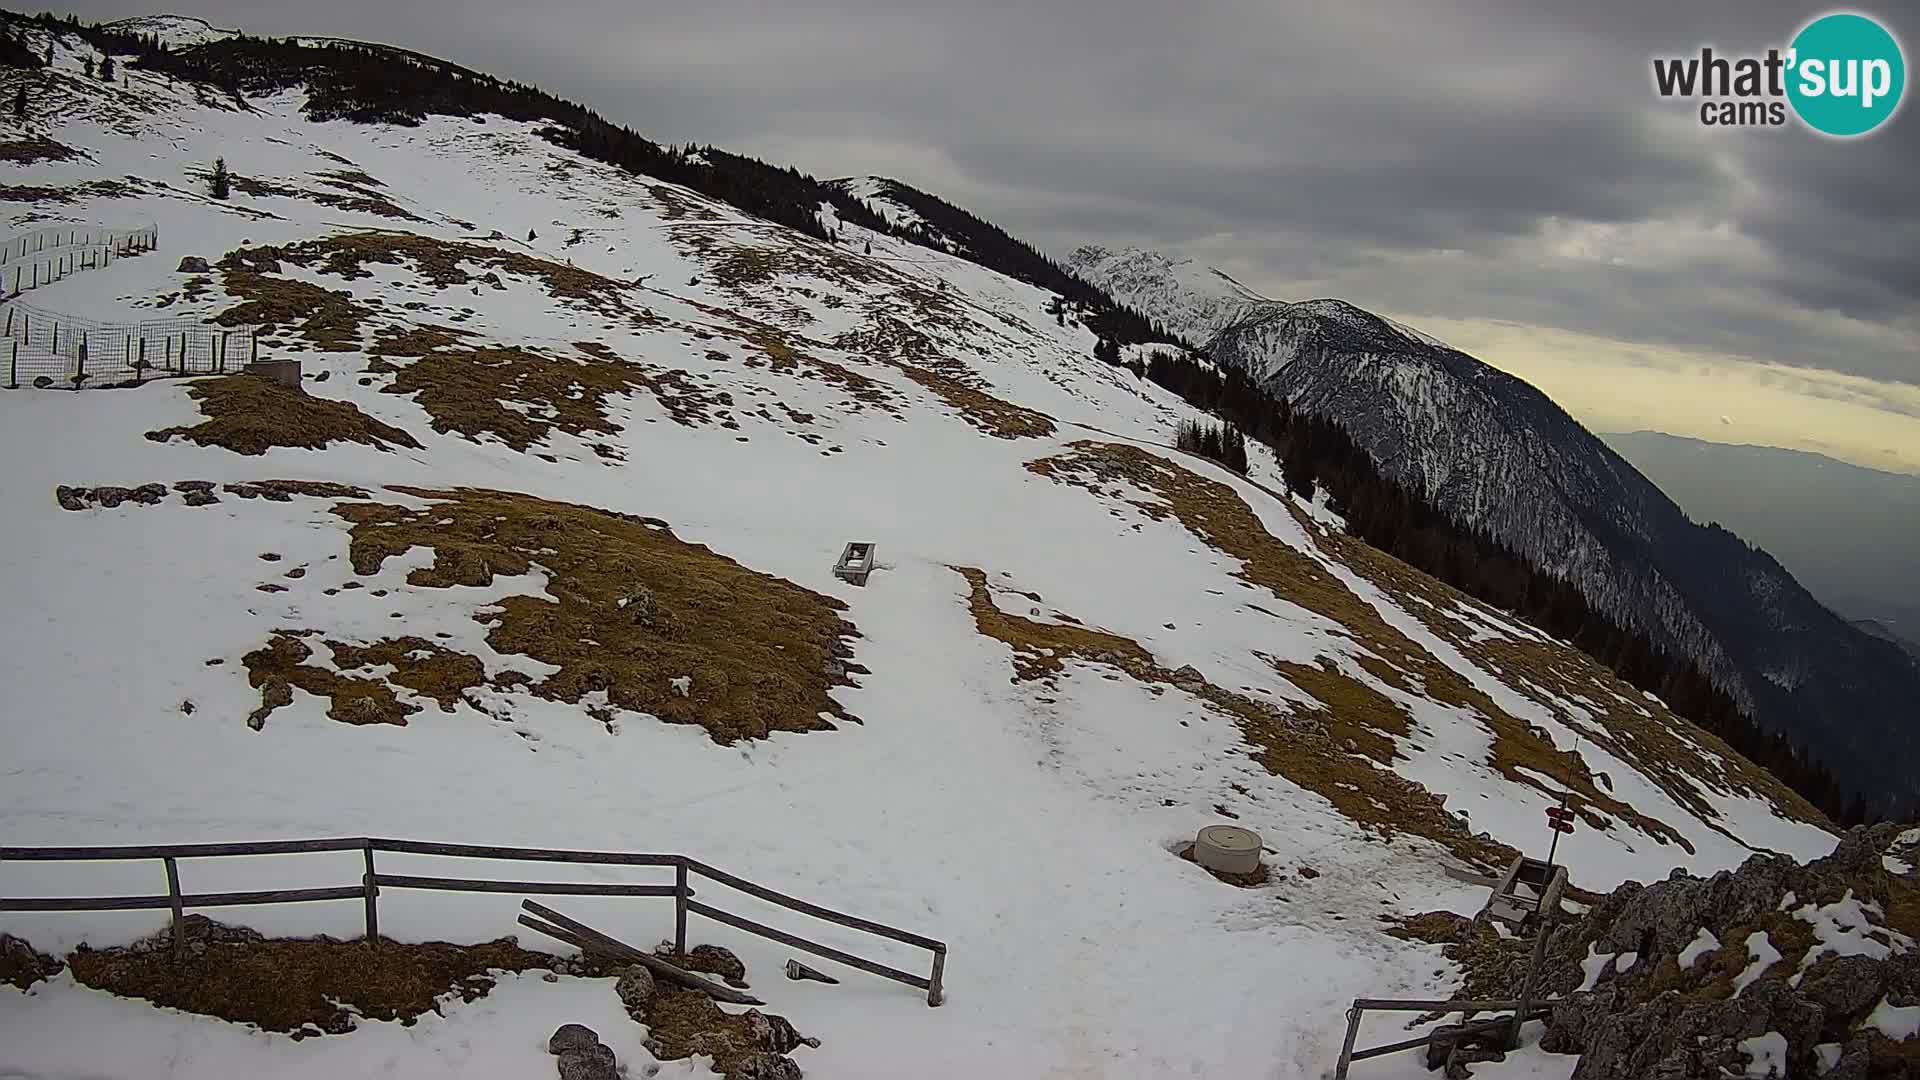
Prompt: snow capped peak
<box><xmin>102</xmin><ymin>13</ymin><xmax>240</xmax><ymax>47</ymax></box>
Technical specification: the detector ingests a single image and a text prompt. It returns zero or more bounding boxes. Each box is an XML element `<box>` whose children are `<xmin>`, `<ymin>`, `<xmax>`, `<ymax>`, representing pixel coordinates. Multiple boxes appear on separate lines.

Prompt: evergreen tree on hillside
<box><xmin>83</xmin><ymin>54</ymin><xmax>93</xmax><ymax>78</ymax></box>
<box><xmin>208</xmin><ymin>157</ymin><xmax>230</xmax><ymax>200</ymax></box>
<box><xmin>12</xmin><ymin>85</ymin><xmax>24</xmax><ymax>122</ymax></box>
<box><xmin>98</xmin><ymin>53</ymin><xmax>114</xmax><ymax>81</ymax></box>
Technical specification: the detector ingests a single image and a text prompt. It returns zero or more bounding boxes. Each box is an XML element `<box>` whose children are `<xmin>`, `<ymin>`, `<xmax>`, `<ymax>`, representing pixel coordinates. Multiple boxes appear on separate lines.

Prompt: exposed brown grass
<box><xmin>224</xmin><ymin>479</ymin><xmax>369</xmax><ymax>502</ymax></box>
<box><xmin>229</xmin><ymin>174</ymin><xmax>421</xmax><ymax>221</ymax></box>
<box><xmin>680</xmin><ymin>299</ymin><xmax>896</xmax><ymax>413</ymax></box>
<box><xmin>325</xmin><ymin>637</ymin><xmax>489</xmax><ymax>712</ymax></box>
<box><xmin>65</xmin><ymin>915</ymin><xmax>552</xmax><ymax>1035</ymax></box>
<box><xmin>275</xmin><ymin>232</ymin><xmax>640</xmax><ymax>320</ymax></box>
<box><xmin>367</xmin><ymin>326</ymin><xmax>651</xmax><ymax>452</ymax></box>
<box><xmin>643</xmin><ymin>986</ymin><xmax>816</xmax><ymax>1072</ymax></box>
<box><xmin>335</xmin><ymin>487</ymin><xmax>862</xmax><ymax>742</ymax></box>
<box><xmin>835</xmin><ymin>315</ymin><xmax>1055</xmax><ymax>438</ymax></box>
<box><xmin>0</xmin><ymin>183</ymin><xmax>72</xmax><ymax>202</ymax></box>
<box><xmin>0</xmin><ymin>137</ymin><xmax>80</xmax><ymax>164</ymax></box>
<box><xmin>574</xmin><ymin>340</ymin><xmax>736</xmax><ymax>428</ymax></box>
<box><xmin>243</xmin><ymin>632</ymin><xmax>421</xmax><ymax>729</ymax></box>
<box><xmin>315</xmin><ymin>168</ymin><xmax>385</xmax><ymax>189</ymax></box>
<box><xmin>215</xmin><ymin>250</ymin><xmax>371</xmax><ymax>352</ymax></box>
<box><xmin>953</xmin><ymin>564</ymin><xmax>1513</xmax><ymax>870</ymax></box>
<box><xmin>1322</xmin><ymin>531</ymin><xmax>1828</xmax><ymax>832</ymax></box>
<box><xmin>1</xmin><ymin>934</ymin><xmax>63</xmax><ymax>990</ymax></box>
<box><xmin>1024</xmin><ymin>441</ymin><xmax>1698</xmax><ymax>861</ymax></box>
<box><xmin>145</xmin><ymin>375</ymin><xmax>422</xmax><ymax>456</ymax></box>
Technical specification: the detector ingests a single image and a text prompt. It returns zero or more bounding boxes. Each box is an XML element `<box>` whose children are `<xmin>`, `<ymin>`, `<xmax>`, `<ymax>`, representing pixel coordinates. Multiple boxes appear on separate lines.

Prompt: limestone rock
<box><xmin>726</xmin><ymin>1052</ymin><xmax>804</xmax><ymax>1080</ymax></box>
<box><xmin>548</xmin><ymin>1023</ymin><xmax>601</xmax><ymax>1055</ymax></box>
<box><xmin>615</xmin><ymin>964</ymin><xmax>656</xmax><ymax>1013</ymax></box>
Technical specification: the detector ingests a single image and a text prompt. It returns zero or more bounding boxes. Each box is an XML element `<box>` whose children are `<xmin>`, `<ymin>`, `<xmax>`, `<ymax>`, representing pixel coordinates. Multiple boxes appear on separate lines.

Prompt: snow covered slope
<box><xmin>1068</xmin><ymin>244</ymin><xmax>1920</xmax><ymax>821</ymax></box>
<box><xmin>0</xmin><ymin>20</ymin><xmax>1839</xmax><ymax>1080</ymax></box>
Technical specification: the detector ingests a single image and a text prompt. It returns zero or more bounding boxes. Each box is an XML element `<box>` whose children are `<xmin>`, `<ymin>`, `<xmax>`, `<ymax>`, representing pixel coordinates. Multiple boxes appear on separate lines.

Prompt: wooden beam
<box><xmin>519</xmin><ymin>900</ymin><xmax>764</xmax><ymax>1006</ymax></box>
<box><xmin>682</xmin><ymin>858</ymin><xmax>945</xmax><ymax>952</ymax></box>
<box><xmin>686</xmin><ymin>898</ymin><xmax>930</xmax><ymax>991</ymax></box>
<box><xmin>377</xmin><ymin>874</ymin><xmax>679</xmax><ymax>898</ymax></box>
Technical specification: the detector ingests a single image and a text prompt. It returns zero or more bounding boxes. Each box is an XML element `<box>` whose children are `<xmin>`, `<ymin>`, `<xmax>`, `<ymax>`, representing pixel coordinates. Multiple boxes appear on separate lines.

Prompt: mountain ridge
<box><xmin>1069</xmin><ymin>244</ymin><xmax>1920</xmax><ymax>818</ymax></box>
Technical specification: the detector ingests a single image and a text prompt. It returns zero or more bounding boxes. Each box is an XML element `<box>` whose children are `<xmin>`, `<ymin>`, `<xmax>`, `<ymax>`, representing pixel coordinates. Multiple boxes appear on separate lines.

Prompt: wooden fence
<box><xmin>0</xmin><ymin>836</ymin><xmax>947</xmax><ymax>1005</ymax></box>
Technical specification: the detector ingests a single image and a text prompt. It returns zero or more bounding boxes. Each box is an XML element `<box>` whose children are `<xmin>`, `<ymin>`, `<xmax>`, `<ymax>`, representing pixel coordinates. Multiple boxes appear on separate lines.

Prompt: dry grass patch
<box><xmin>145</xmin><ymin>375</ymin><xmax>422</xmax><ymax>455</ymax></box>
<box><xmin>243</xmin><ymin>632</ymin><xmax>422</xmax><ymax>729</ymax></box>
<box><xmin>1319</xmin><ymin>527</ymin><xmax>1828</xmax><ymax>832</ymax></box>
<box><xmin>326</xmin><ymin>637</ymin><xmax>489</xmax><ymax>712</ymax></box>
<box><xmin>648</xmin><ymin>183</ymin><xmax>725</xmax><ymax>221</ymax></box>
<box><xmin>1</xmin><ymin>934</ymin><xmax>63</xmax><ymax>990</ymax></box>
<box><xmin>1264</xmin><ymin>656</ymin><xmax>1411</xmax><ymax>765</ymax></box>
<box><xmin>0</xmin><ymin>137</ymin><xmax>80</xmax><ymax>164</ymax></box>
<box><xmin>66</xmin><ymin>915</ymin><xmax>552</xmax><ymax>1035</ymax></box>
<box><xmin>953</xmin><ymin>565</ymin><xmax>1513</xmax><ymax>870</ymax></box>
<box><xmin>337</xmin><ymin>487</ymin><xmax>861</xmax><ymax>742</ymax></box>
<box><xmin>367</xmin><ymin>326</ymin><xmax>651</xmax><ymax>452</ymax></box>
<box><xmin>225</xmin><ymin>479</ymin><xmax>368</xmax><ymax>502</ymax></box>
<box><xmin>574</xmin><ymin>341</ymin><xmax>736</xmax><ymax>427</ymax></box>
<box><xmin>275</xmin><ymin>232</ymin><xmax>642</xmax><ymax>321</ymax></box>
<box><xmin>315</xmin><ymin>168</ymin><xmax>385</xmax><ymax>189</ymax></box>
<box><xmin>229</xmin><ymin>174</ymin><xmax>421</xmax><ymax>221</ymax></box>
<box><xmin>682</xmin><ymin>299</ymin><xmax>896</xmax><ymax>413</ymax></box>
<box><xmin>0</xmin><ymin>182</ymin><xmax>72</xmax><ymax>202</ymax></box>
<box><xmin>836</xmin><ymin>315</ymin><xmax>1055</xmax><ymax>438</ymax></box>
<box><xmin>215</xmin><ymin>250</ymin><xmax>371</xmax><ymax>352</ymax></box>
<box><xmin>1025</xmin><ymin>442</ymin><xmax>1695</xmax><ymax>861</ymax></box>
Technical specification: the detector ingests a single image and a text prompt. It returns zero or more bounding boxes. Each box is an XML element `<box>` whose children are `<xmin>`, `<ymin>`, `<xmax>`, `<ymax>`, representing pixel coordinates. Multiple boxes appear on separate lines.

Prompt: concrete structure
<box><xmin>1193</xmin><ymin>824</ymin><xmax>1262</xmax><ymax>875</ymax></box>
<box><xmin>243</xmin><ymin>358</ymin><xmax>302</xmax><ymax>390</ymax></box>
<box><xmin>833</xmin><ymin>542</ymin><xmax>876</xmax><ymax>586</ymax></box>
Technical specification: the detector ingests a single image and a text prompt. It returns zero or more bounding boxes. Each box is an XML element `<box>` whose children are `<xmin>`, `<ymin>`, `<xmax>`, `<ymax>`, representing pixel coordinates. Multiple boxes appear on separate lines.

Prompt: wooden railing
<box><xmin>0</xmin><ymin>837</ymin><xmax>947</xmax><ymax>1005</ymax></box>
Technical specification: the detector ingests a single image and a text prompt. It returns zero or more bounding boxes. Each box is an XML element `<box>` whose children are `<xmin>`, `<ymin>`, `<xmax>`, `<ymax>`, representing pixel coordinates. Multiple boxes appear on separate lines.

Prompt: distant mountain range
<box><xmin>1602</xmin><ymin>430</ymin><xmax>1920</xmax><ymax>648</ymax></box>
<box><xmin>1068</xmin><ymin>245</ymin><xmax>1920</xmax><ymax>817</ymax></box>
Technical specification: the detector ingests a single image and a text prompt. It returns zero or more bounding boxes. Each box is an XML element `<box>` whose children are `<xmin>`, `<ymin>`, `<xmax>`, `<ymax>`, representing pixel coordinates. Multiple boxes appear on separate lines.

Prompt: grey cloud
<box><xmin>65</xmin><ymin>0</ymin><xmax>1920</xmax><ymax>386</ymax></box>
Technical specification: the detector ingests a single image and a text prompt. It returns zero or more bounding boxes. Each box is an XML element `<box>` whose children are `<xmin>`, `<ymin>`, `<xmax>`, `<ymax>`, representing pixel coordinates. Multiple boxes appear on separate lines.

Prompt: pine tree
<box><xmin>83</xmin><ymin>54</ymin><xmax>93</xmax><ymax>78</ymax></box>
<box><xmin>99</xmin><ymin>53</ymin><xmax>114</xmax><ymax>81</ymax></box>
<box><xmin>209</xmin><ymin>157</ymin><xmax>230</xmax><ymax>200</ymax></box>
<box><xmin>12</xmin><ymin>85</ymin><xmax>24</xmax><ymax>122</ymax></box>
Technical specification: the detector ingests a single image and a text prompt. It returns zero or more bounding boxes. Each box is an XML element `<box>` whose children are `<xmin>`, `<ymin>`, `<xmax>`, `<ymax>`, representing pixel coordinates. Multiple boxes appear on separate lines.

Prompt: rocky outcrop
<box><xmin>1526</xmin><ymin>825</ymin><xmax>1919</xmax><ymax>1079</ymax></box>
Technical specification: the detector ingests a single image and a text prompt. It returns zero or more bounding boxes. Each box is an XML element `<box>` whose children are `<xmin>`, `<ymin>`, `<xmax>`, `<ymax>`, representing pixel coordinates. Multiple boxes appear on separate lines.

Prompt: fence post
<box><xmin>4</xmin><ymin>307</ymin><xmax>10</xmax><ymax>336</ymax></box>
<box><xmin>163</xmin><ymin>856</ymin><xmax>186</xmax><ymax>964</ymax></box>
<box><xmin>8</xmin><ymin>341</ymin><xmax>16</xmax><ymax>389</ymax></box>
<box><xmin>1332</xmin><ymin>1002</ymin><xmax>1364</xmax><ymax>1080</ymax></box>
<box><xmin>674</xmin><ymin>860</ymin><xmax>689</xmax><ymax>955</ymax></box>
<box><xmin>50</xmin><ymin>323</ymin><xmax>57</xmax><ymax>351</ymax></box>
<box><xmin>362</xmin><ymin>841</ymin><xmax>379</xmax><ymax>946</ymax></box>
<box><xmin>250</xmin><ymin>335</ymin><xmax>259</xmax><ymax>364</ymax></box>
<box><xmin>138</xmin><ymin>336</ymin><xmax>146</xmax><ymax>381</ymax></box>
<box><xmin>928</xmin><ymin>946</ymin><xmax>946</xmax><ymax>1007</ymax></box>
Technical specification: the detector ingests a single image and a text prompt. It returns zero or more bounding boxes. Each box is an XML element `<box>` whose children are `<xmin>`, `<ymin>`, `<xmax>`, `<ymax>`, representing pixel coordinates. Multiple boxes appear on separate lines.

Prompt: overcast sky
<box><xmin>67</xmin><ymin>0</ymin><xmax>1920</xmax><ymax>471</ymax></box>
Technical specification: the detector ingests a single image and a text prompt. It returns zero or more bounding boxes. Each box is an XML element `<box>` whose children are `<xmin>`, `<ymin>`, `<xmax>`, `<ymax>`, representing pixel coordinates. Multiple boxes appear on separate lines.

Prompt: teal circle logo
<box><xmin>1787</xmin><ymin>12</ymin><xmax>1905</xmax><ymax>136</ymax></box>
